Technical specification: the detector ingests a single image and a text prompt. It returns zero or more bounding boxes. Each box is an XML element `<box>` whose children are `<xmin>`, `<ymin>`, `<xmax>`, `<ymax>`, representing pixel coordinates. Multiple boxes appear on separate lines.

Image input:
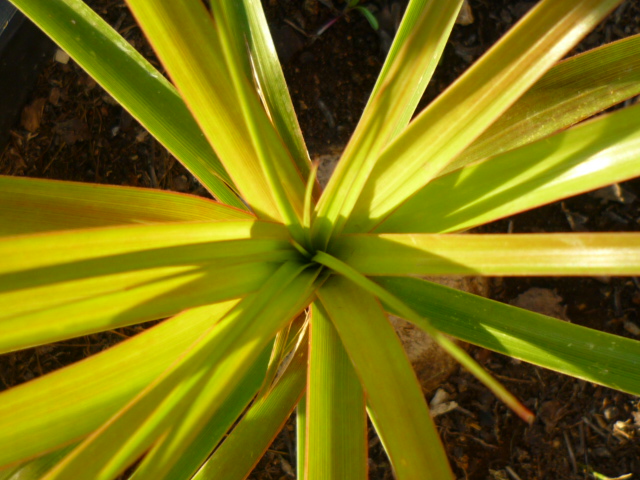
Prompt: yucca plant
<box><xmin>1</xmin><ymin>0</ymin><xmax>640</xmax><ymax>478</ymax></box>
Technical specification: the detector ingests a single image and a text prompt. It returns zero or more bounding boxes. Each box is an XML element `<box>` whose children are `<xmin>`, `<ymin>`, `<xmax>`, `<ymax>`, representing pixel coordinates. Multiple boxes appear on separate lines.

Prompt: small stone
<box><xmin>430</xmin><ymin>400</ymin><xmax>458</xmax><ymax>417</ymax></box>
<box><xmin>54</xmin><ymin>48</ymin><xmax>70</xmax><ymax>64</ymax></box>
<box><xmin>172</xmin><ymin>175</ymin><xmax>189</xmax><ymax>192</ymax></box>
<box><xmin>430</xmin><ymin>388</ymin><xmax>450</xmax><ymax>409</ymax></box>
<box><xmin>456</xmin><ymin>0</ymin><xmax>474</xmax><ymax>25</ymax></box>
<box><xmin>623</xmin><ymin>319</ymin><xmax>640</xmax><ymax>336</ymax></box>
<box><xmin>135</xmin><ymin>130</ymin><xmax>149</xmax><ymax>143</ymax></box>
<box><xmin>604</xmin><ymin>406</ymin><xmax>619</xmax><ymax>421</ymax></box>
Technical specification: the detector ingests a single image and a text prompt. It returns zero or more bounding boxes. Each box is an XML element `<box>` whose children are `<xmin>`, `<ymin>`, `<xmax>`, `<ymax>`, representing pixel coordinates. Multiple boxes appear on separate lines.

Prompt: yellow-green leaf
<box><xmin>378</xmin><ymin>102</ymin><xmax>640</xmax><ymax>233</ymax></box>
<box><xmin>331</xmin><ymin>233</ymin><xmax>640</xmax><ymax>276</ymax></box>
<box><xmin>345</xmin><ymin>0</ymin><xmax>624</xmax><ymax>234</ymax></box>
<box><xmin>0</xmin><ymin>176</ymin><xmax>253</xmax><ymax>235</ymax></box>
<box><xmin>193</xmin><ymin>338</ymin><xmax>308</xmax><ymax>480</ymax></box>
<box><xmin>0</xmin><ymin>300</ymin><xmax>238</xmax><ymax>468</ymax></box>
<box><xmin>313</xmin><ymin>0</ymin><xmax>463</xmax><ymax>247</ymax></box>
<box><xmin>318</xmin><ymin>277</ymin><xmax>453</xmax><ymax>480</ymax></box>
<box><xmin>453</xmin><ymin>33</ymin><xmax>640</xmax><ymax>173</ymax></box>
<box><xmin>8</xmin><ymin>0</ymin><xmax>242</xmax><ymax>206</ymax></box>
<box><xmin>380</xmin><ymin>276</ymin><xmax>640</xmax><ymax>396</ymax></box>
<box><xmin>305</xmin><ymin>302</ymin><xmax>366</xmax><ymax>479</ymax></box>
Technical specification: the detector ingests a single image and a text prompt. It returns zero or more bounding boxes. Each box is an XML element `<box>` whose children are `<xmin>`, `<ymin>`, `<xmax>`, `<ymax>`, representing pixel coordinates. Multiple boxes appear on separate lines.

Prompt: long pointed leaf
<box><xmin>366</xmin><ymin>0</ymin><xmax>463</xmax><ymax>140</ymax></box>
<box><xmin>318</xmin><ymin>277</ymin><xmax>453</xmax><ymax>480</ymax></box>
<box><xmin>313</xmin><ymin>0</ymin><xmax>463</xmax><ymax>247</ymax></box>
<box><xmin>42</xmin><ymin>261</ymin><xmax>318</xmax><ymax>480</ymax></box>
<box><xmin>297</xmin><ymin>396</ymin><xmax>307</xmax><ymax>480</ymax></box>
<box><xmin>0</xmin><ymin>221</ymin><xmax>294</xmax><ymax>351</ymax></box>
<box><xmin>314</xmin><ymin>251</ymin><xmax>533</xmax><ymax>422</ymax></box>
<box><xmin>377</xmin><ymin>102</ymin><xmax>640</xmax><ymax>233</ymax></box>
<box><xmin>379</xmin><ymin>276</ymin><xmax>640</xmax><ymax>396</ymax></box>
<box><xmin>305</xmin><ymin>302</ymin><xmax>366</xmax><ymax>479</ymax></box>
<box><xmin>124</xmin><ymin>0</ymin><xmax>305</xmax><ymax>222</ymax></box>
<box><xmin>241</xmin><ymin>0</ymin><xmax>311</xmax><ymax>179</ymax></box>
<box><xmin>345</xmin><ymin>0</ymin><xmax>624</xmax><ymax>233</ymax></box>
<box><xmin>0</xmin><ymin>176</ymin><xmax>253</xmax><ymax>235</ymax></box>
<box><xmin>210</xmin><ymin>1</ymin><xmax>306</xmax><ymax>240</ymax></box>
<box><xmin>454</xmin><ymin>33</ymin><xmax>640</xmax><ymax>173</ymax></box>
<box><xmin>193</xmin><ymin>339</ymin><xmax>308</xmax><ymax>480</ymax></box>
<box><xmin>331</xmin><ymin>233</ymin><xmax>640</xmax><ymax>276</ymax></box>
<box><xmin>0</xmin><ymin>220</ymin><xmax>289</xmax><ymax>274</ymax></box>
<box><xmin>136</xmin><ymin>318</ymin><xmax>306</xmax><ymax>480</ymax></box>
<box><xmin>0</xmin><ymin>300</ymin><xmax>238</xmax><ymax>468</ymax></box>
<box><xmin>0</xmin><ymin>261</ymin><xmax>280</xmax><ymax>353</ymax></box>
<box><xmin>129</xmin><ymin>342</ymin><xmax>274</xmax><ymax>480</ymax></box>
<box><xmin>8</xmin><ymin>0</ymin><xmax>242</xmax><ymax>207</ymax></box>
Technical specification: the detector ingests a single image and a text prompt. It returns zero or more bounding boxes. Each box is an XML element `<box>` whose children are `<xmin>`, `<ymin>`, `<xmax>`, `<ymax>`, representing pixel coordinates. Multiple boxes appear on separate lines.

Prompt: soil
<box><xmin>1</xmin><ymin>1</ymin><xmax>640</xmax><ymax>479</ymax></box>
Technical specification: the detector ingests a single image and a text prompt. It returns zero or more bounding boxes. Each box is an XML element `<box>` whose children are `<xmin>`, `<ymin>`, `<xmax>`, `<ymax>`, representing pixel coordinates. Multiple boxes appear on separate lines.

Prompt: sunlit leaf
<box><xmin>345</xmin><ymin>0</ymin><xmax>624</xmax><ymax>233</ymax></box>
<box><xmin>331</xmin><ymin>232</ymin><xmax>640</xmax><ymax>276</ymax></box>
<box><xmin>0</xmin><ymin>300</ymin><xmax>237</xmax><ymax>467</ymax></box>
<box><xmin>193</xmin><ymin>338</ymin><xmax>308</xmax><ymax>480</ymax></box>
<box><xmin>305</xmin><ymin>302</ymin><xmax>366</xmax><ymax>479</ymax></box>
<box><xmin>8</xmin><ymin>0</ymin><xmax>242</xmax><ymax>207</ymax></box>
<box><xmin>453</xmin><ymin>33</ymin><xmax>640</xmax><ymax>173</ymax></box>
<box><xmin>124</xmin><ymin>0</ymin><xmax>305</xmax><ymax>223</ymax></box>
<box><xmin>0</xmin><ymin>176</ymin><xmax>253</xmax><ymax>235</ymax></box>
<box><xmin>380</xmin><ymin>276</ymin><xmax>640</xmax><ymax>396</ymax></box>
<box><xmin>313</xmin><ymin>0</ymin><xmax>463</xmax><ymax>247</ymax></box>
<box><xmin>314</xmin><ymin>251</ymin><xmax>533</xmax><ymax>423</ymax></box>
<box><xmin>129</xmin><ymin>343</ymin><xmax>274</xmax><ymax>480</ymax></box>
<box><xmin>0</xmin><ymin>221</ymin><xmax>295</xmax><ymax>351</ymax></box>
<box><xmin>318</xmin><ymin>277</ymin><xmax>453</xmax><ymax>480</ymax></box>
<box><xmin>42</xmin><ymin>262</ymin><xmax>318</xmax><ymax>480</ymax></box>
<box><xmin>240</xmin><ymin>0</ymin><xmax>312</xmax><ymax>179</ymax></box>
<box><xmin>377</xmin><ymin>102</ymin><xmax>640</xmax><ymax>233</ymax></box>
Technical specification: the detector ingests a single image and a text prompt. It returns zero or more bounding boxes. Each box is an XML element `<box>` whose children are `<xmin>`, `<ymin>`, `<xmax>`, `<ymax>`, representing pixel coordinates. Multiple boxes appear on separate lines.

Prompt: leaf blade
<box><xmin>305</xmin><ymin>302</ymin><xmax>367</xmax><ymax>479</ymax></box>
<box><xmin>454</xmin><ymin>33</ymin><xmax>640</xmax><ymax>173</ymax></box>
<box><xmin>313</xmin><ymin>0</ymin><xmax>463</xmax><ymax>246</ymax></box>
<box><xmin>0</xmin><ymin>176</ymin><xmax>253</xmax><ymax>235</ymax></box>
<box><xmin>331</xmin><ymin>233</ymin><xmax>640</xmax><ymax>276</ymax></box>
<box><xmin>8</xmin><ymin>0</ymin><xmax>242</xmax><ymax>206</ymax></box>
<box><xmin>0</xmin><ymin>300</ymin><xmax>238</xmax><ymax>469</ymax></box>
<box><xmin>193</xmin><ymin>338</ymin><xmax>308</xmax><ymax>480</ymax></box>
<box><xmin>314</xmin><ymin>251</ymin><xmax>533</xmax><ymax>423</ymax></box>
<box><xmin>124</xmin><ymin>0</ymin><xmax>305</xmax><ymax>222</ymax></box>
<box><xmin>41</xmin><ymin>261</ymin><xmax>318</xmax><ymax>480</ymax></box>
<box><xmin>129</xmin><ymin>342</ymin><xmax>274</xmax><ymax>480</ymax></box>
<box><xmin>345</xmin><ymin>0</ymin><xmax>625</xmax><ymax>233</ymax></box>
<box><xmin>0</xmin><ymin>221</ymin><xmax>295</xmax><ymax>351</ymax></box>
<box><xmin>379</xmin><ymin>276</ymin><xmax>640</xmax><ymax>396</ymax></box>
<box><xmin>377</xmin><ymin>102</ymin><xmax>640</xmax><ymax>233</ymax></box>
<box><xmin>318</xmin><ymin>278</ymin><xmax>453</xmax><ymax>480</ymax></box>
<box><xmin>241</xmin><ymin>0</ymin><xmax>311</xmax><ymax>179</ymax></box>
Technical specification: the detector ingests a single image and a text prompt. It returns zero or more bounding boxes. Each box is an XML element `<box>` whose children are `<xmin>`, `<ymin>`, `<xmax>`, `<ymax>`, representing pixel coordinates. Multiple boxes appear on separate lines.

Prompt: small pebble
<box><xmin>604</xmin><ymin>406</ymin><xmax>619</xmax><ymax>421</ymax></box>
<box><xmin>623</xmin><ymin>319</ymin><xmax>640</xmax><ymax>336</ymax></box>
<box><xmin>456</xmin><ymin>0</ymin><xmax>474</xmax><ymax>25</ymax></box>
<box><xmin>54</xmin><ymin>48</ymin><xmax>70</xmax><ymax>64</ymax></box>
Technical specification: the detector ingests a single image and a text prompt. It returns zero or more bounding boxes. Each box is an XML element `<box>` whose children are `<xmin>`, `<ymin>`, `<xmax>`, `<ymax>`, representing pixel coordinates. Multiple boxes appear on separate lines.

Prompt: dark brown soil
<box><xmin>1</xmin><ymin>1</ymin><xmax>639</xmax><ymax>479</ymax></box>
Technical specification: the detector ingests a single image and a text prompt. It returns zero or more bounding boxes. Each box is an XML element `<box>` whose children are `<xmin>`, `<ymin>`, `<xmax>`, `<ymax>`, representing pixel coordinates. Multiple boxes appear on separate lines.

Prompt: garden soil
<box><xmin>1</xmin><ymin>1</ymin><xmax>640</xmax><ymax>479</ymax></box>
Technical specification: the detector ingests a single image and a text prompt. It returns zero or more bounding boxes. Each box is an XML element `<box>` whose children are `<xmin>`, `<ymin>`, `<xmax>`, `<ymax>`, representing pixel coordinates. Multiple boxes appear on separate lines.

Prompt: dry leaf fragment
<box><xmin>510</xmin><ymin>287</ymin><xmax>570</xmax><ymax>321</ymax></box>
<box><xmin>53</xmin><ymin>118</ymin><xmax>90</xmax><ymax>145</ymax></box>
<box><xmin>20</xmin><ymin>98</ymin><xmax>47</xmax><ymax>133</ymax></box>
